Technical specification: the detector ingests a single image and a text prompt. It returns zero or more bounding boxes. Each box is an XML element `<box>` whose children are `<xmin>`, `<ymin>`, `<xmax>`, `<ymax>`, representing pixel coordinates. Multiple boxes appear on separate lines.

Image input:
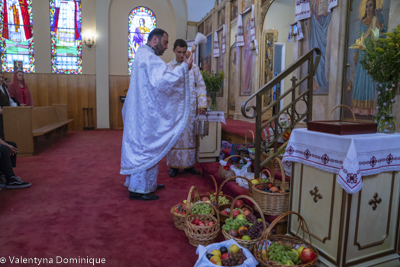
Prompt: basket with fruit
<box><xmin>219</xmin><ymin>155</ymin><xmax>251</xmax><ymax>180</ymax></box>
<box><xmin>252</xmin><ymin>158</ymin><xmax>290</xmax><ymax>216</ymax></box>
<box><xmin>221</xmin><ymin>195</ymin><xmax>267</xmax><ymax>251</ymax></box>
<box><xmin>199</xmin><ymin>175</ymin><xmax>234</xmax><ymax>207</ymax></box>
<box><xmin>205</xmin><ymin>244</ymin><xmax>251</xmax><ymax>266</ymax></box>
<box><xmin>185</xmin><ymin>201</ymin><xmax>220</xmax><ymax>247</ymax></box>
<box><xmin>215</xmin><ymin>176</ymin><xmax>254</xmax><ymax>224</ymax></box>
<box><xmin>253</xmin><ymin>211</ymin><xmax>319</xmax><ymax>267</ymax></box>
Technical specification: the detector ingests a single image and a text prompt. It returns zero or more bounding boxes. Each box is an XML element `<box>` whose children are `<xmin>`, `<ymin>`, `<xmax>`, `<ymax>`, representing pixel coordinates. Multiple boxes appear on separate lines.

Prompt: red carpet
<box><xmin>222</xmin><ymin>118</ymin><xmax>269</xmax><ymax>141</ymax></box>
<box><xmin>0</xmin><ymin>130</ymin><xmax>211</xmax><ymax>267</ymax></box>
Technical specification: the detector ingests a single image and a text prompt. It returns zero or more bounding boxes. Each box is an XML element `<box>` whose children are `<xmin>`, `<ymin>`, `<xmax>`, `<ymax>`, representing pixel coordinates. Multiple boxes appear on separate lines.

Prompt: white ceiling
<box><xmin>187</xmin><ymin>0</ymin><xmax>215</xmax><ymax>22</ymax></box>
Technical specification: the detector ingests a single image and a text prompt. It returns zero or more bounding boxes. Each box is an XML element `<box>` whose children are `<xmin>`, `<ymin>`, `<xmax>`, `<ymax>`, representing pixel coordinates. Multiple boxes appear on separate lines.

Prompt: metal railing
<box><xmin>241</xmin><ymin>48</ymin><xmax>321</xmax><ymax>178</ymax></box>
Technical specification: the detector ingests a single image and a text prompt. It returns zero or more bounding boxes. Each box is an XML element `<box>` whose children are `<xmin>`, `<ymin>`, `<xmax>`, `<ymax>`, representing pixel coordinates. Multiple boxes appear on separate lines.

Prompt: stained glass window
<box><xmin>128</xmin><ymin>6</ymin><xmax>156</xmax><ymax>75</ymax></box>
<box><xmin>0</xmin><ymin>0</ymin><xmax>34</xmax><ymax>73</ymax></box>
<box><xmin>50</xmin><ymin>0</ymin><xmax>82</xmax><ymax>74</ymax></box>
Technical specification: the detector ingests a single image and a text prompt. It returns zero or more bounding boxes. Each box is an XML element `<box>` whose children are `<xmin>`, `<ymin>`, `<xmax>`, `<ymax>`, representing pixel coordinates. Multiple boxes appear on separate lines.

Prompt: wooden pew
<box><xmin>3</xmin><ymin>104</ymin><xmax>73</xmax><ymax>157</ymax></box>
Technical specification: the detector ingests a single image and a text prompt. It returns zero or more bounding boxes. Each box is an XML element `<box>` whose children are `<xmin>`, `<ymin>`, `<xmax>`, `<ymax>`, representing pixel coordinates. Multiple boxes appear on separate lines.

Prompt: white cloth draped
<box><xmin>237</xmin><ymin>5</ymin><xmax>255</xmax><ymax>47</ymax></box>
<box><xmin>295</xmin><ymin>0</ymin><xmax>311</xmax><ymax>21</ymax></box>
<box><xmin>120</xmin><ymin>45</ymin><xmax>191</xmax><ymax>177</ymax></box>
<box><xmin>213</xmin><ymin>25</ymin><xmax>226</xmax><ymax>58</ymax></box>
<box><xmin>328</xmin><ymin>0</ymin><xmax>338</xmax><ymax>12</ymax></box>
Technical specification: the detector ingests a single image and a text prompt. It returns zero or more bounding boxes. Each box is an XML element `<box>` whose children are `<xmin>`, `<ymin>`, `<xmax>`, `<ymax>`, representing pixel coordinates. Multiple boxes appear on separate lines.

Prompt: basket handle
<box><xmin>244</xmin><ymin>130</ymin><xmax>255</xmax><ymax>144</ymax></box>
<box><xmin>206</xmin><ymin>174</ymin><xmax>218</xmax><ymax>195</ymax></box>
<box><xmin>224</xmin><ymin>154</ymin><xmax>249</xmax><ymax>164</ymax></box>
<box><xmin>215</xmin><ymin>176</ymin><xmax>253</xmax><ymax>207</ymax></box>
<box><xmin>185</xmin><ymin>201</ymin><xmax>220</xmax><ymax>224</ymax></box>
<box><xmin>228</xmin><ymin>195</ymin><xmax>267</xmax><ymax>231</ymax></box>
<box><xmin>329</xmin><ymin>104</ymin><xmax>356</xmax><ymax>122</ymax></box>
<box><xmin>260</xmin><ymin>169</ymin><xmax>272</xmax><ymax>179</ymax></box>
<box><xmin>271</xmin><ymin>157</ymin><xmax>286</xmax><ymax>190</ymax></box>
<box><xmin>261</xmin><ymin>211</ymin><xmax>313</xmax><ymax>246</ymax></box>
<box><xmin>186</xmin><ymin>186</ymin><xmax>200</xmax><ymax>210</ymax></box>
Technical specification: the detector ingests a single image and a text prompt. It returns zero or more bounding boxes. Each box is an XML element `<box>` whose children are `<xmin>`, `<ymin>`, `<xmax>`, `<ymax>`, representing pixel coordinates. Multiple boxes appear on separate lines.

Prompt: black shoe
<box><xmin>184</xmin><ymin>167</ymin><xmax>201</xmax><ymax>175</ymax></box>
<box><xmin>129</xmin><ymin>192</ymin><xmax>159</xmax><ymax>201</ymax></box>
<box><xmin>5</xmin><ymin>176</ymin><xmax>31</xmax><ymax>189</ymax></box>
<box><xmin>169</xmin><ymin>168</ymin><xmax>179</xmax><ymax>177</ymax></box>
<box><xmin>156</xmin><ymin>184</ymin><xmax>165</xmax><ymax>190</ymax></box>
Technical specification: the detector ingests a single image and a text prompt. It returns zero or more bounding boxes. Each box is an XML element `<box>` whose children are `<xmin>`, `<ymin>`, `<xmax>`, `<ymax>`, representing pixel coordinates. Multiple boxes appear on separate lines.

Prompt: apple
<box><xmin>232</xmin><ymin>209</ymin><xmax>241</xmax><ymax>218</ymax></box>
<box><xmin>211</xmin><ymin>249</ymin><xmax>222</xmax><ymax>258</ymax></box>
<box><xmin>236</xmin><ymin>214</ymin><xmax>246</xmax><ymax>221</ymax></box>
<box><xmin>192</xmin><ymin>219</ymin><xmax>200</xmax><ymax>225</ymax></box>
<box><xmin>221</xmin><ymin>253</ymin><xmax>229</xmax><ymax>260</ymax></box>
<box><xmin>198</xmin><ymin>221</ymin><xmax>206</xmax><ymax>226</ymax></box>
<box><xmin>228</xmin><ymin>229</ymin><xmax>238</xmax><ymax>237</ymax></box>
<box><xmin>297</xmin><ymin>246</ymin><xmax>306</xmax><ymax>256</ymax></box>
<box><xmin>251</xmin><ymin>179</ymin><xmax>260</xmax><ymax>184</ymax></box>
<box><xmin>234</xmin><ymin>200</ymin><xmax>244</xmax><ymax>208</ymax></box>
<box><xmin>299</xmin><ymin>248</ymin><xmax>316</xmax><ymax>263</ymax></box>
<box><xmin>229</xmin><ymin>244</ymin><xmax>240</xmax><ymax>253</ymax></box>
<box><xmin>243</xmin><ymin>210</ymin><xmax>251</xmax><ymax>216</ymax></box>
<box><xmin>209</xmin><ymin>255</ymin><xmax>222</xmax><ymax>266</ymax></box>
<box><xmin>221</xmin><ymin>210</ymin><xmax>229</xmax><ymax>216</ymax></box>
<box><xmin>208</xmin><ymin>221</ymin><xmax>215</xmax><ymax>226</ymax></box>
<box><xmin>201</xmin><ymin>197</ymin><xmax>209</xmax><ymax>201</ymax></box>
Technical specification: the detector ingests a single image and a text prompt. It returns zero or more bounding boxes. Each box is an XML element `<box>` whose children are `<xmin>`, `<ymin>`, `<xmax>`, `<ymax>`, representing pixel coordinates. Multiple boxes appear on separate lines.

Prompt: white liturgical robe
<box><xmin>120</xmin><ymin>44</ymin><xmax>191</xmax><ymax>193</ymax></box>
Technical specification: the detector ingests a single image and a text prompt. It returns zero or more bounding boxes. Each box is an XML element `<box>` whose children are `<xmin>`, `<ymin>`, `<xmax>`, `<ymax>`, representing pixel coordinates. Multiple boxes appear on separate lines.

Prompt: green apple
<box><xmin>236</xmin><ymin>214</ymin><xmax>246</xmax><ymax>221</ymax></box>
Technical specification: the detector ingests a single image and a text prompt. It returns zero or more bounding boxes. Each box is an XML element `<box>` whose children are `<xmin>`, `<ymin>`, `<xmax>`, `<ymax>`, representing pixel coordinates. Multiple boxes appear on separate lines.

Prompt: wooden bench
<box><xmin>3</xmin><ymin>104</ymin><xmax>73</xmax><ymax>157</ymax></box>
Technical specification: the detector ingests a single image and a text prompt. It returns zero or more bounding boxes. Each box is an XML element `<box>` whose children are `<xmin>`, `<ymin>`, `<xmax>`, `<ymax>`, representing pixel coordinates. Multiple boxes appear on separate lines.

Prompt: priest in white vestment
<box><xmin>120</xmin><ymin>29</ymin><xmax>193</xmax><ymax>201</ymax></box>
<box><xmin>166</xmin><ymin>39</ymin><xmax>207</xmax><ymax>177</ymax></box>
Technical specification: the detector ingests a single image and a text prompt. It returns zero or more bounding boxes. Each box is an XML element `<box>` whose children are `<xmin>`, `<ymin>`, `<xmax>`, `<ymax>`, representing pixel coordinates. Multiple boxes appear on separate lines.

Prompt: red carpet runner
<box><xmin>0</xmin><ymin>130</ymin><xmax>210</xmax><ymax>267</ymax></box>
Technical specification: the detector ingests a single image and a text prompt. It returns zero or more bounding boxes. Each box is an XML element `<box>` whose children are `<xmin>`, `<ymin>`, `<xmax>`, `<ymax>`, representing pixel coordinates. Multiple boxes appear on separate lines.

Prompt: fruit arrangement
<box><xmin>222</xmin><ymin>213</ymin><xmax>266</xmax><ymax>240</ymax></box>
<box><xmin>209</xmin><ymin>194</ymin><xmax>230</xmax><ymax>206</ymax></box>
<box><xmin>256</xmin><ymin>182</ymin><xmax>290</xmax><ymax>193</ymax></box>
<box><xmin>205</xmin><ymin>244</ymin><xmax>247</xmax><ymax>266</ymax></box>
<box><xmin>265</xmin><ymin>242</ymin><xmax>316</xmax><ymax>265</ymax></box>
<box><xmin>191</xmin><ymin>218</ymin><xmax>215</xmax><ymax>227</ymax></box>
<box><xmin>192</xmin><ymin>203</ymin><xmax>212</xmax><ymax>215</ymax></box>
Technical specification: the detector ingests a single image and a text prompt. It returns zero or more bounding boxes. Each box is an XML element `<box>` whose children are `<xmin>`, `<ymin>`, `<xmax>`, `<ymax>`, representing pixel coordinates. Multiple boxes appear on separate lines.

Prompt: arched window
<box><xmin>128</xmin><ymin>6</ymin><xmax>156</xmax><ymax>75</ymax></box>
<box><xmin>49</xmin><ymin>0</ymin><xmax>82</xmax><ymax>74</ymax></box>
<box><xmin>0</xmin><ymin>0</ymin><xmax>34</xmax><ymax>73</ymax></box>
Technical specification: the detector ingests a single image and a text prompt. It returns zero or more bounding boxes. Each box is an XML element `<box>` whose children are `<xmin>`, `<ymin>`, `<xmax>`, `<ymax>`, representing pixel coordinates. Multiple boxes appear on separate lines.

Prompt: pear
<box><xmin>229</xmin><ymin>244</ymin><xmax>240</xmax><ymax>253</ymax></box>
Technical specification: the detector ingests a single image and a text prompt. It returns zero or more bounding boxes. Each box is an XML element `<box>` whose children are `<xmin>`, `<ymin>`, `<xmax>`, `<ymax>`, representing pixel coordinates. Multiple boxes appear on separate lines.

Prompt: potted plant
<box><xmin>201</xmin><ymin>70</ymin><xmax>224</xmax><ymax>111</ymax></box>
<box><xmin>350</xmin><ymin>24</ymin><xmax>400</xmax><ymax>133</ymax></box>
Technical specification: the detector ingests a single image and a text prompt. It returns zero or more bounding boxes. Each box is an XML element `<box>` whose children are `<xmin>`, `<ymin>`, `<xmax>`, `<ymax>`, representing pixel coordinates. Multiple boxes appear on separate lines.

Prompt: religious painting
<box><xmin>199</xmin><ymin>34</ymin><xmax>212</xmax><ymax>74</ymax></box>
<box><xmin>343</xmin><ymin>0</ymin><xmax>391</xmax><ymax>120</ymax></box>
<box><xmin>128</xmin><ymin>6</ymin><xmax>156</xmax><ymax>75</ymax></box>
<box><xmin>198</xmin><ymin>22</ymin><xmax>204</xmax><ymax>34</ymax></box>
<box><xmin>50</xmin><ymin>0</ymin><xmax>82</xmax><ymax>74</ymax></box>
<box><xmin>231</xmin><ymin>0</ymin><xmax>238</xmax><ymax>21</ymax></box>
<box><xmin>218</xmin><ymin>8</ymin><xmax>225</xmax><ymax>28</ymax></box>
<box><xmin>240</xmin><ymin>11</ymin><xmax>256</xmax><ymax>96</ymax></box>
<box><xmin>204</xmin><ymin>15</ymin><xmax>212</xmax><ymax>36</ymax></box>
<box><xmin>229</xmin><ymin>43</ymin><xmax>238</xmax><ymax>111</ymax></box>
<box><xmin>216</xmin><ymin>29</ymin><xmax>224</xmax><ymax>97</ymax></box>
<box><xmin>300</xmin><ymin>0</ymin><xmax>333</xmax><ymax>94</ymax></box>
<box><xmin>13</xmin><ymin>60</ymin><xmax>22</xmax><ymax>71</ymax></box>
<box><xmin>0</xmin><ymin>0</ymin><xmax>35</xmax><ymax>73</ymax></box>
<box><xmin>242</xmin><ymin>0</ymin><xmax>254</xmax><ymax>10</ymax></box>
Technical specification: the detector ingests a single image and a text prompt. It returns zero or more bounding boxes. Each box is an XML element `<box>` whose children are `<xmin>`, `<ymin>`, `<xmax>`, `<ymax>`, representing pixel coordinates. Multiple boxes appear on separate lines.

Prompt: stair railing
<box><xmin>241</xmin><ymin>48</ymin><xmax>321</xmax><ymax>178</ymax></box>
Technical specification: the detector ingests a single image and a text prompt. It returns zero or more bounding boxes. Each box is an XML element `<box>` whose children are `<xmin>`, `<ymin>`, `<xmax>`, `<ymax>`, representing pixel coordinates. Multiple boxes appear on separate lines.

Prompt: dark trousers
<box><xmin>0</xmin><ymin>141</ymin><xmax>16</xmax><ymax>179</ymax></box>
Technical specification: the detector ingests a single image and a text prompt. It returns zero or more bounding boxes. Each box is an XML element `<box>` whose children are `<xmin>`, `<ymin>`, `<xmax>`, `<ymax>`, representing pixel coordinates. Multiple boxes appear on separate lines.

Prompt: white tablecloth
<box><xmin>198</xmin><ymin>111</ymin><xmax>226</xmax><ymax>124</ymax></box>
<box><xmin>282</xmin><ymin>129</ymin><xmax>400</xmax><ymax>194</ymax></box>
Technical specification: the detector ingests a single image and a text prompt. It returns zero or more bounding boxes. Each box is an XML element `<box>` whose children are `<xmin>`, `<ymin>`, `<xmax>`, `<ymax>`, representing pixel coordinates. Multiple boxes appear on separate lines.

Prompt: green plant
<box><xmin>201</xmin><ymin>70</ymin><xmax>224</xmax><ymax>94</ymax></box>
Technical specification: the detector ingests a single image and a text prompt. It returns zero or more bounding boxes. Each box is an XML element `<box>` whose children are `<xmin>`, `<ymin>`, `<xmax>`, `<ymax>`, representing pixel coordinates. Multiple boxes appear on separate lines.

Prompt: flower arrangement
<box><xmin>350</xmin><ymin>24</ymin><xmax>400</xmax><ymax>133</ymax></box>
<box><xmin>201</xmin><ymin>70</ymin><xmax>224</xmax><ymax>110</ymax></box>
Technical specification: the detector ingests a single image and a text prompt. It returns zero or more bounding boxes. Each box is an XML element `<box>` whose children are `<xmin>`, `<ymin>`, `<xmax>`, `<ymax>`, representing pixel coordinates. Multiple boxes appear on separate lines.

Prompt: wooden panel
<box><xmin>32</xmin><ymin>107</ymin><xmax>59</xmax><ymax>130</ymax></box>
<box><xmin>4</xmin><ymin>73</ymin><xmax>96</xmax><ymax>130</ymax></box>
<box><xmin>109</xmin><ymin>75</ymin><xmax>130</xmax><ymax>129</ymax></box>
<box><xmin>3</xmin><ymin>106</ymin><xmax>34</xmax><ymax>157</ymax></box>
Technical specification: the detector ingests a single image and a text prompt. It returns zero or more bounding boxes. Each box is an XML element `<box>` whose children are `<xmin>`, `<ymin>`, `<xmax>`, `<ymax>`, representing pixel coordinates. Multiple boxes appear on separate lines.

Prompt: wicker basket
<box><xmin>219</xmin><ymin>155</ymin><xmax>251</xmax><ymax>180</ymax></box>
<box><xmin>253</xmin><ymin>211</ymin><xmax>319</xmax><ymax>267</ymax></box>
<box><xmin>252</xmin><ymin>158</ymin><xmax>289</xmax><ymax>216</ymax></box>
<box><xmin>239</xmin><ymin>130</ymin><xmax>254</xmax><ymax>158</ymax></box>
<box><xmin>200</xmin><ymin>175</ymin><xmax>233</xmax><ymax>206</ymax></box>
<box><xmin>222</xmin><ymin>195</ymin><xmax>267</xmax><ymax>251</ymax></box>
<box><xmin>215</xmin><ymin>175</ymin><xmax>254</xmax><ymax>224</ymax></box>
<box><xmin>264</xmin><ymin>154</ymin><xmax>283</xmax><ymax>170</ymax></box>
<box><xmin>184</xmin><ymin>201</ymin><xmax>220</xmax><ymax>247</ymax></box>
<box><xmin>170</xmin><ymin>186</ymin><xmax>200</xmax><ymax>231</ymax></box>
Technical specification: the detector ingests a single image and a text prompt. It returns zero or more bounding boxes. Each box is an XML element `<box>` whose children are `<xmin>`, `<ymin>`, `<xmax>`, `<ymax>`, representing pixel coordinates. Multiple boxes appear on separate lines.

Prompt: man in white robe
<box><xmin>166</xmin><ymin>39</ymin><xmax>207</xmax><ymax>177</ymax></box>
<box><xmin>120</xmin><ymin>29</ymin><xmax>193</xmax><ymax>201</ymax></box>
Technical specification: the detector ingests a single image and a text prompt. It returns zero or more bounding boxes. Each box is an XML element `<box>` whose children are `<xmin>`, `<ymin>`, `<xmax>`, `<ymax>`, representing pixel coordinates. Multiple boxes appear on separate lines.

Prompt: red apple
<box><xmin>192</xmin><ymin>219</ymin><xmax>200</xmax><ymax>225</ymax></box>
<box><xmin>234</xmin><ymin>200</ymin><xmax>244</xmax><ymax>208</ymax></box>
<box><xmin>221</xmin><ymin>210</ymin><xmax>229</xmax><ymax>216</ymax></box>
<box><xmin>208</xmin><ymin>221</ymin><xmax>215</xmax><ymax>226</ymax></box>
<box><xmin>232</xmin><ymin>209</ymin><xmax>241</xmax><ymax>218</ymax></box>
<box><xmin>197</xmin><ymin>221</ymin><xmax>206</xmax><ymax>226</ymax></box>
<box><xmin>221</xmin><ymin>253</ymin><xmax>229</xmax><ymax>260</ymax></box>
<box><xmin>299</xmin><ymin>248</ymin><xmax>316</xmax><ymax>263</ymax></box>
<box><xmin>243</xmin><ymin>210</ymin><xmax>251</xmax><ymax>216</ymax></box>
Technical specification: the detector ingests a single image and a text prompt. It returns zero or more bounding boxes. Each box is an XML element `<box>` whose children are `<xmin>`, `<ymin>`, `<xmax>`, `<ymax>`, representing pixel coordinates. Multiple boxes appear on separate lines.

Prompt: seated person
<box><xmin>0</xmin><ymin>72</ymin><xmax>18</xmax><ymax>139</ymax></box>
<box><xmin>0</xmin><ymin>139</ymin><xmax>31</xmax><ymax>189</ymax></box>
<box><xmin>4</xmin><ymin>78</ymin><xmax>10</xmax><ymax>88</ymax></box>
<box><xmin>8</xmin><ymin>69</ymin><xmax>34</xmax><ymax>107</ymax></box>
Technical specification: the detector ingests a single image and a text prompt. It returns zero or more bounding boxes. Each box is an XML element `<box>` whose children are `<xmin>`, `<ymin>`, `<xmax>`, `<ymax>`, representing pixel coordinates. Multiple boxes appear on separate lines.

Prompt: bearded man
<box><xmin>121</xmin><ymin>29</ymin><xmax>193</xmax><ymax>201</ymax></box>
<box><xmin>166</xmin><ymin>39</ymin><xmax>207</xmax><ymax>177</ymax></box>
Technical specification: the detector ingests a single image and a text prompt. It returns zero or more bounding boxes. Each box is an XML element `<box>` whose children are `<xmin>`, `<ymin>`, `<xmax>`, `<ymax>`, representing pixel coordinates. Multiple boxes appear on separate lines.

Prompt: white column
<box><xmin>96</xmin><ymin>0</ymin><xmax>111</xmax><ymax>128</ymax></box>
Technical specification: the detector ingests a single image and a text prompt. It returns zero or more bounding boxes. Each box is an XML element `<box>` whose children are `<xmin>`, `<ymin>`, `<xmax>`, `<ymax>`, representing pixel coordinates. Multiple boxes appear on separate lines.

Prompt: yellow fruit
<box><xmin>242</xmin><ymin>235</ymin><xmax>251</xmax><ymax>240</ymax></box>
<box><xmin>229</xmin><ymin>244</ymin><xmax>240</xmax><ymax>253</ymax></box>
<box><xmin>297</xmin><ymin>246</ymin><xmax>306</xmax><ymax>255</ymax></box>
<box><xmin>211</xmin><ymin>249</ymin><xmax>221</xmax><ymax>258</ymax></box>
<box><xmin>251</xmin><ymin>179</ymin><xmax>260</xmax><ymax>184</ymax></box>
<box><xmin>262</xmin><ymin>250</ymin><xmax>267</xmax><ymax>258</ymax></box>
<box><xmin>209</xmin><ymin>255</ymin><xmax>222</xmax><ymax>265</ymax></box>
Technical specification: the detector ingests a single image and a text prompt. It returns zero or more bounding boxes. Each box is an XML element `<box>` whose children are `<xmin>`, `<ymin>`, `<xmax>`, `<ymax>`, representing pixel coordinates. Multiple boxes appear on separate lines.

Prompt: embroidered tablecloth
<box><xmin>282</xmin><ymin>129</ymin><xmax>400</xmax><ymax>194</ymax></box>
<box><xmin>198</xmin><ymin>111</ymin><xmax>226</xmax><ymax>124</ymax></box>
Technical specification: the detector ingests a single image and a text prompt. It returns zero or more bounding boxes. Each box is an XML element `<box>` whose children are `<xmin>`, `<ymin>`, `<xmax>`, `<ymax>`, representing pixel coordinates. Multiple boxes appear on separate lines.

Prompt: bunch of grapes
<box><xmin>245</xmin><ymin>214</ymin><xmax>257</xmax><ymax>224</ymax></box>
<box><xmin>192</xmin><ymin>204</ymin><xmax>212</xmax><ymax>214</ymax></box>
<box><xmin>244</xmin><ymin>221</ymin><xmax>264</xmax><ymax>239</ymax></box>
<box><xmin>222</xmin><ymin>217</ymin><xmax>248</xmax><ymax>231</ymax></box>
<box><xmin>210</xmin><ymin>194</ymin><xmax>230</xmax><ymax>205</ymax></box>
<box><xmin>268</xmin><ymin>242</ymin><xmax>297</xmax><ymax>265</ymax></box>
<box><xmin>221</xmin><ymin>249</ymin><xmax>247</xmax><ymax>266</ymax></box>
